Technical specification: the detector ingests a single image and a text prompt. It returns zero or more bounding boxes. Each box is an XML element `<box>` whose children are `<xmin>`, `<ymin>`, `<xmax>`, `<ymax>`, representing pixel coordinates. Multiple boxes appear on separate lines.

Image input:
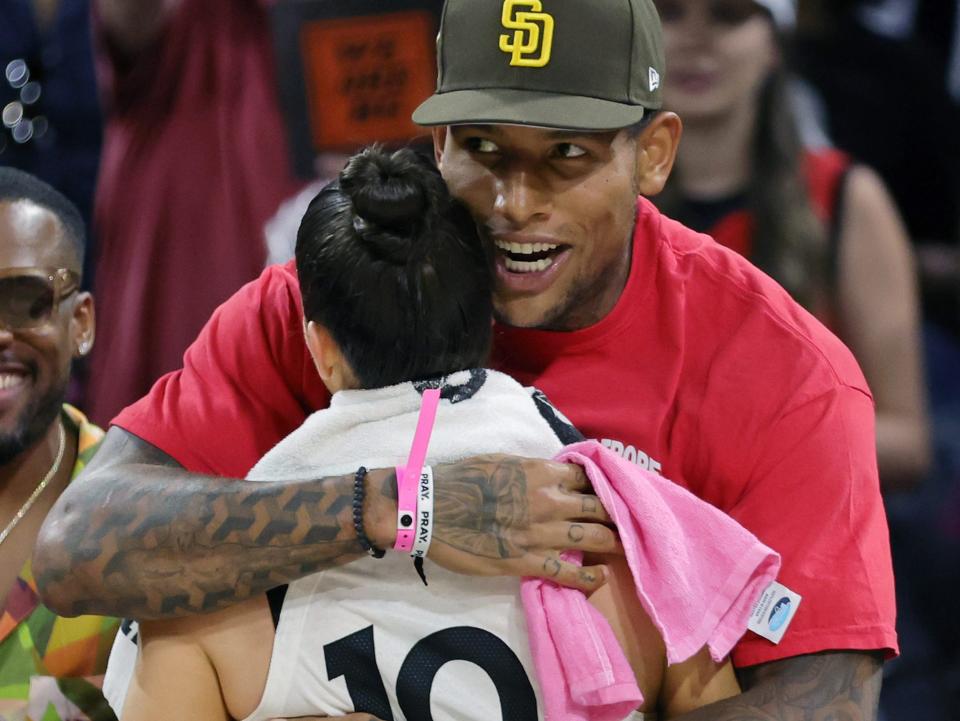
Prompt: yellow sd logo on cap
<box><xmin>499</xmin><ymin>0</ymin><xmax>554</xmax><ymax>68</ymax></box>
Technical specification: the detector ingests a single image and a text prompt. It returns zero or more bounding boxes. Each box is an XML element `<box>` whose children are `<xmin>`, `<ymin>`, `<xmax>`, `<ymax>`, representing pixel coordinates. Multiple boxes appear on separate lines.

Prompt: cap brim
<box><xmin>412</xmin><ymin>88</ymin><xmax>649</xmax><ymax>131</ymax></box>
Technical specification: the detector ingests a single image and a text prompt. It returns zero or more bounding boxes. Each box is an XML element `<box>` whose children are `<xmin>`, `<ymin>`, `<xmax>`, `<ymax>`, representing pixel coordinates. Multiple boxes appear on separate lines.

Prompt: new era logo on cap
<box><xmin>649</xmin><ymin>67</ymin><xmax>660</xmax><ymax>92</ymax></box>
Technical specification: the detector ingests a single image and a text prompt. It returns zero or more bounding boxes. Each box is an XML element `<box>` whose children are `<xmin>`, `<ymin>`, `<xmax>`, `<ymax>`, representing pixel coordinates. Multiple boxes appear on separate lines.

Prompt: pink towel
<box><xmin>521</xmin><ymin>441</ymin><xmax>781</xmax><ymax>721</ymax></box>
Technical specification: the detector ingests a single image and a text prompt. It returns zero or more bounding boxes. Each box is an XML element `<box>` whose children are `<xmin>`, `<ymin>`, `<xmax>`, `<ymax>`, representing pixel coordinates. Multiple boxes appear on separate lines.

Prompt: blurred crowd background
<box><xmin>2</xmin><ymin>0</ymin><xmax>958</xmax><ymax>718</ymax></box>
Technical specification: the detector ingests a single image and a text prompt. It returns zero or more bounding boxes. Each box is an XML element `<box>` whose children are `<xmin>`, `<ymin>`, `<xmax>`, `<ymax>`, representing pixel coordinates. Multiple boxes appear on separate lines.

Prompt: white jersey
<box><xmin>104</xmin><ymin>369</ymin><xmax>585</xmax><ymax>720</ymax></box>
<box><xmin>242</xmin><ymin>369</ymin><xmax>566</xmax><ymax>721</ymax></box>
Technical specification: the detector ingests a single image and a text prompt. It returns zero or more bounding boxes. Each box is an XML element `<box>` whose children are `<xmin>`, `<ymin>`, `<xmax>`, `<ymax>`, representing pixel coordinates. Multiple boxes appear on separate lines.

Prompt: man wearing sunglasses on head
<box><xmin>0</xmin><ymin>167</ymin><xmax>117</xmax><ymax>720</ymax></box>
<box><xmin>35</xmin><ymin>2</ymin><xmax>894</xmax><ymax>720</ymax></box>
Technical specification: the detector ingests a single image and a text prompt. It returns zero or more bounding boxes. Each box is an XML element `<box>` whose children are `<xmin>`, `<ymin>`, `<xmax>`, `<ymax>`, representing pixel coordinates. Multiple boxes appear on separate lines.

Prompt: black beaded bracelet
<box><xmin>353</xmin><ymin>466</ymin><xmax>385</xmax><ymax>559</ymax></box>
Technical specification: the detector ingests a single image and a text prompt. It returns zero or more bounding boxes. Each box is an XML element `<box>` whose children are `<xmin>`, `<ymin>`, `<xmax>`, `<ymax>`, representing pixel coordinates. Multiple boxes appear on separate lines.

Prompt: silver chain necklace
<box><xmin>0</xmin><ymin>421</ymin><xmax>66</xmax><ymax>547</ymax></box>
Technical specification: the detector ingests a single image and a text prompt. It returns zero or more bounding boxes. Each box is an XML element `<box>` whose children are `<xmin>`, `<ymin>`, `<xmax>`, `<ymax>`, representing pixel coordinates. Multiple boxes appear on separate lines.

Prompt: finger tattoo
<box><xmin>581</xmin><ymin>497</ymin><xmax>598</xmax><ymax>514</ymax></box>
<box><xmin>568</xmin><ymin>524</ymin><xmax>585</xmax><ymax>543</ymax></box>
<box><xmin>543</xmin><ymin>557</ymin><xmax>562</xmax><ymax>577</ymax></box>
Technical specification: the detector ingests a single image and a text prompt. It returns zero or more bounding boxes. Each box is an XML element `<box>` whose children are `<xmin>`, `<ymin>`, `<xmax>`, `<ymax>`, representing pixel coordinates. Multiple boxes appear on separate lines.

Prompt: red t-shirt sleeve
<box><xmin>113</xmin><ymin>264</ymin><xmax>330</xmax><ymax>477</ymax></box>
<box><xmin>729</xmin><ymin>384</ymin><xmax>898</xmax><ymax>667</ymax></box>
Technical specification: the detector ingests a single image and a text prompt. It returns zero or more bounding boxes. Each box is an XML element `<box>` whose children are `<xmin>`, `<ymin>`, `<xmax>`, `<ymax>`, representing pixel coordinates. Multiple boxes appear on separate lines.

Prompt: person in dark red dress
<box><xmin>87</xmin><ymin>0</ymin><xmax>306</xmax><ymax>426</ymax></box>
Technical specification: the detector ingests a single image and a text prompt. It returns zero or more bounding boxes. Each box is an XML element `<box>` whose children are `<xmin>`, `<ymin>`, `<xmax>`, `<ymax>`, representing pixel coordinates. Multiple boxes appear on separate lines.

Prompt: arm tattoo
<box><xmin>35</xmin><ymin>429</ymin><xmax>368</xmax><ymax>619</ymax></box>
<box><xmin>35</xmin><ymin>440</ymin><xmax>540</xmax><ymax>620</ymax></box>
<box><xmin>674</xmin><ymin>651</ymin><xmax>883</xmax><ymax>721</ymax></box>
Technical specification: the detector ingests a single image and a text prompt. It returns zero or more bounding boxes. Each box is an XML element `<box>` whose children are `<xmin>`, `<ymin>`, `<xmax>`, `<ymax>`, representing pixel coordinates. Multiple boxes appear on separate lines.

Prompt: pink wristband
<box><xmin>395</xmin><ymin>388</ymin><xmax>441</xmax><ymax>553</ymax></box>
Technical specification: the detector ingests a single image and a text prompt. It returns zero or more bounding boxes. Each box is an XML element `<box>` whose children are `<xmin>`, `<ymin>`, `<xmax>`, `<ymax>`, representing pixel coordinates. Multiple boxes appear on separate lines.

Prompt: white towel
<box><xmin>247</xmin><ymin>369</ymin><xmax>566</xmax><ymax>480</ymax></box>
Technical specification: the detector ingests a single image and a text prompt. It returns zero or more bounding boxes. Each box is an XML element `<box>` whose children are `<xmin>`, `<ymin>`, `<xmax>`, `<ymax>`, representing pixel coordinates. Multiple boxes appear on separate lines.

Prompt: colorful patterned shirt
<box><xmin>0</xmin><ymin>406</ymin><xmax>118</xmax><ymax>721</ymax></box>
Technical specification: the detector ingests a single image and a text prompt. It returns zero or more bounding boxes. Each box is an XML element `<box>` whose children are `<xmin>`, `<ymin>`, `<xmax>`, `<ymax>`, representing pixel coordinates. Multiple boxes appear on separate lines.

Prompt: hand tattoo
<box><xmin>543</xmin><ymin>557</ymin><xmax>562</xmax><ymax>578</ymax></box>
<box><xmin>429</xmin><ymin>456</ymin><xmax>530</xmax><ymax>559</ymax></box>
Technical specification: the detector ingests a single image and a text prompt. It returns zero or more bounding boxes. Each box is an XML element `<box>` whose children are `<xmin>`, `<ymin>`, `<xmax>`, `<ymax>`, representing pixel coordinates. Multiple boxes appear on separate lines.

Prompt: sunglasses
<box><xmin>655</xmin><ymin>0</ymin><xmax>767</xmax><ymax>26</ymax></box>
<box><xmin>0</xmin><ymin>267</ymin><xmax>79</xmax><ymax>330</ymax></box>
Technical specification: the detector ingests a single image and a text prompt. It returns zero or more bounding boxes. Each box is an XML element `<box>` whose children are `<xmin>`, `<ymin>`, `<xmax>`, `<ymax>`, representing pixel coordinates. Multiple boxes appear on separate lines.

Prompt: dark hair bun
<box><xmin>339</xmin><ymin>147</ymin><xmax>446</xmax><ymax>264</ymax></box>
<box><xmin>296</xmin><ymin>143</ymin><xmax>493</xmax><ymax>389</ymax></box>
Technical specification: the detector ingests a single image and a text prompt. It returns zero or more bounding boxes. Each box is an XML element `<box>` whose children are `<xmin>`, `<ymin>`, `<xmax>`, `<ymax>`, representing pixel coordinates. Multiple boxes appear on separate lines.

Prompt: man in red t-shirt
<box><xmin>36</xmin><ymin>1</ymin><xmax>895</xmax><ymax>718</ymax></box>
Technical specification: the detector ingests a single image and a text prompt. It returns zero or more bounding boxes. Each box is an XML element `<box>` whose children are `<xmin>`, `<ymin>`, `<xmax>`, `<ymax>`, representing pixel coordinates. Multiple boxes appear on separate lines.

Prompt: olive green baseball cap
<box><xmin>413</xmin><ymin>0</ymin><xmax>665</xmax><ymax>131</ymax></box>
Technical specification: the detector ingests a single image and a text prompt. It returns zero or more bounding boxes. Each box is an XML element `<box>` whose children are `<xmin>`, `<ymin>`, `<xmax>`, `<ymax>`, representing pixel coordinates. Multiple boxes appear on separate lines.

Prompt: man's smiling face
<box><xmin>434</xmin><ymin>123</ymin><xmax>643</xmax><ymax>331</ymax></box>
<box><xmin>0</xmin><ymin>200</ymin><xmax>80</xmax><ymax>463</ymax></box>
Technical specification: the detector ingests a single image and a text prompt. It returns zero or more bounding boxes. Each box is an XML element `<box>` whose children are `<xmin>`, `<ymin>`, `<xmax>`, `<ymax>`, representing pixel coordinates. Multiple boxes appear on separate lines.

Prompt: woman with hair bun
<box><xmin>110</xmin><ymin>147</ymin><xmax>746</xmax><ymax>721</ymax></box>
<box><xmin>294</xmin><ymin>146</ymin><xmax>495</xmax><ymax>392</ymax></box>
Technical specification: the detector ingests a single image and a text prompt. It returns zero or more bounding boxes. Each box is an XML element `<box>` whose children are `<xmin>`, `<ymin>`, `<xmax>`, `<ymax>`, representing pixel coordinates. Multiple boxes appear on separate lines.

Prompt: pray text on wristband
<box><xmin>394</xmin><ymin>388</ymin><xmax>441</xmax><ymax>553</ymax></box>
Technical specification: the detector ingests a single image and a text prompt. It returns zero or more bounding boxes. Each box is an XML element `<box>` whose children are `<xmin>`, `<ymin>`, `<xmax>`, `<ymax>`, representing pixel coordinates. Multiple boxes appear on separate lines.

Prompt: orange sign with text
<box><xmin>300</xmin><ymin>11</ymin><xmax>436</xmax><ymax>150</ymax></box>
